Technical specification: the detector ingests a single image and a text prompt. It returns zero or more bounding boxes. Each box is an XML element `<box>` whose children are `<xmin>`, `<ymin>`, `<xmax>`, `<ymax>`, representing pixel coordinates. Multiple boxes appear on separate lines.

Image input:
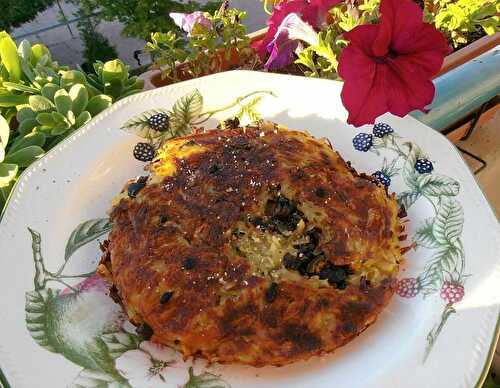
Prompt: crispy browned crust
<box><xmin>102</xmin><ymin>124</ymin><xmax>404</xmax><ymax>367</ymax></box>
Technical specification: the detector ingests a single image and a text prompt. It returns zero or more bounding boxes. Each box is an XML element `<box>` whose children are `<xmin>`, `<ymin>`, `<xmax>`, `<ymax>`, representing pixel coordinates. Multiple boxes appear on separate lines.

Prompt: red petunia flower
<box><xmin>337</xmin><ymin>0</ymin><xmax>452</xmax><ymax>127</ymax></box>
<box><xmin>253</xmin><ymin>0</ymin><xmax>342</xmax><ymax>63</ymax></box>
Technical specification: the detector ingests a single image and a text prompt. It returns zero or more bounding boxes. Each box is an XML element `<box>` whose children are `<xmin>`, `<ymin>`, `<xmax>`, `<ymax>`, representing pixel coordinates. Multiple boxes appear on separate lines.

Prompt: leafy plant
<box><xmin>262</xmin><ymin>0</ymin><xmax>499</xmax><ymax>82</ymax></box>
<box><xmin>69</xmin><ymin>0</ymin><xmax>221</xmax><ymax>40</ymax></box>
<box><xmin>74</xmin><ymin>9</ymin><xmax>118</xmax><ymax>67</ymax></box>
<box><xmin>0</xmin><ymin>0</ymin><xmax>55</xmax><ymax>32</ymax></box>
<box><xmin>433</xmin><ymin>0</ymin><xmax>499</xmax><ymax>47</ymax></box>
<box><xmin>0</xmin><ymin>32</ymin><xmax>144</xmax><ymax>211</ymax></box>
<box><xmin>145</xmin><ymin>7</ymin><xmax>253</xmax><ymax>82</ymax></box>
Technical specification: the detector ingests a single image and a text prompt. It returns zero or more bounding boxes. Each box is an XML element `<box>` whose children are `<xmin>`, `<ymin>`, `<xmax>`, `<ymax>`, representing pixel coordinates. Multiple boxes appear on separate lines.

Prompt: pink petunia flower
<box><xmin>337</xmin><ymin>0</ymin><xmax>452</xmax><ymax>127</ymax></box>
<box><xmin>253</xmin><ymin>0</ymin><xmax>342</xmax><ymax>65</ymax></box>
<box><xmin>265</xmin><ymin>13</ymin><xmax>319</xmax><ymax>70</ymax></box>
<box><xmin>170</xmin><ymin>11</ymin><xmax>212</xmax><ymax>36</ymax></box>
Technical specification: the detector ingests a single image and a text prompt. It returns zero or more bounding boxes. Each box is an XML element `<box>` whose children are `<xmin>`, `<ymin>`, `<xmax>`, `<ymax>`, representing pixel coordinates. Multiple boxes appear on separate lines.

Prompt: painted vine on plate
<box><xmin>352</xmin><ymin>125</ymin><xmax>466</xmax><ymax>362</ymax></box>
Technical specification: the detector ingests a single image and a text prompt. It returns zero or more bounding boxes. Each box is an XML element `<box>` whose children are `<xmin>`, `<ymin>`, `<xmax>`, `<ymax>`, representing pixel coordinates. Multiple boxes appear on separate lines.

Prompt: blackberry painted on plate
<box><xmin>133</xmin><ymin>142</ymin><xmax>155</xmax><ymax>162</ymax></box>
<box><xmin>100</xmin><ymin>122</ymin><xmax>406</xmax><ymax>367</ymax></box>
<box><xmin>148</xmin><ymin>113</ymin><xmax>170</xmax><ymax>132</ymax></box>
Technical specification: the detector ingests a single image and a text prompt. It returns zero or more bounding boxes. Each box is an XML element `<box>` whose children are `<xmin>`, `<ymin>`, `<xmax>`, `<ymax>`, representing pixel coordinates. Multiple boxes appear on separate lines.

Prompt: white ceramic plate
<box><xmin>0</xmin><ymin>71</ymin><xmax>499</xmax><ymax>388</ymax></box>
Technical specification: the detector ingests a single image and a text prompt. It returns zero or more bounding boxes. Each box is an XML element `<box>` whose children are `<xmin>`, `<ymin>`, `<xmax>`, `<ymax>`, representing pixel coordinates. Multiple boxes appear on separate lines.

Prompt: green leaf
<box><xmin>121</xmin><ymin>108</ymin><xmax>170</xmax><ymax>138</ymax></box>
<box><xmin>0</xmin><ymin>163</ymin><xmax>18</xmax><ymax>186</ymax></box>
<box><xmin>417</xmin><ymin>174</ymin><xmax>460</xmax><ymax>197</ymax></box>
<box><xmin>29</xmin><ymin>95</ymin><xmax>55</xmax><ymax>112</ymax></box>
<box><xmin>18</xmin><ymin>118</ymin><xmax>38</xmax><ymax>136</ymax></box>
<box><xmin>54</xmin><ymin>89</ymin><xmax>72</xmax><ymax>116</ymax></box>
<box><xmin>402</xmin><ymin>142</ymin><xmax>422</xmax><ymax>191</ymax></box>
<box><xmin>0</xmin><ymin>114</ymin><xmax>9</xmax><ymax>148</ymax></box>
<box><xmin>60</xmin><ymin>71</ymin><xmax>87</xmax><ymax>90</ymax></box>
<box><xmin>2</xmin><ymin>82</ymin><xmax>39</xmax><ymax>94</ymax></box>
<box><xmin>17</xmin><ymin>40</ymin><xmax>31</xmax><ymax>61</ymax></box>
<box><xmin>432</xmin><ymin>243</ymin><xmax>465</xmax><ymax>277</ymax></box>
<box><xmin>75</xmin><ymin>111</ymin><xmax>92</xmax><ymax>128</ymax></box>
<box><xmin>101</xmin><ymin>331</ymin><xmax>140</xmax><ymax>360</ymax></box>
<box><xmin>86</xmin><ymin>95</ymin><xmax>112</xmax><ymax>116</ymax></box>
<box><xmin>4</xmin><ymin>145</ymin><xmax>44</xmax><ymax>167</ymax></box>
<box><xmin>397</xmin><ymin>190</ymin><xmax>421</xmax><ymax>211</ymax></box>
<box><xmin>0</xmin><ymin>93</ymin><xmax>29</xmax><ymax>107</ymax></box>
<box><xmin>69</xmin><ymin>84</ymin><xmax>88</xmax><ymax>117</ymax></box>
<box><xmin>183</xmin><ymin>367</ymin><xmax>231</xmax><ymax>388</ymax></box>
<box><xmin>9</xmin><ymin>132</ymin><xmax>46</xmax><ymax>153</ymax></box>
<box><xmin>103</xmin><ymin>78</ymin><xmax>123</xmax><ymax>101</ymax></box>
<box><xmin>0</xmin><ymin>179</ymin><xmax>14</xmax><ymax>208</ymax></box>
<box><xmin>101</xmin><ymin>59</ymin><xmax>127</xmax><ymax>84</ymax></box>
<box><xmin>41</xmin><ymin>83</ymin><xmax>60</xmax><ymax>101</ymax></box>
<box><xmin>0</xmin><ymin>32</ymin><xmax>21</xmax><ymax>82</ymax></box>
<box><xmin>64</xmin><ymin>218</ymin><xmax>112</xmax><ymax>262</ymax></box>
<box><xmin>414</xmin><ymin>218</ymin><xmax>440</xmax><ymax>249</ymax></box>
<box><xmin>71</xmin><ymin>369</ymin><xmax>121</xmax><ymax>388</ymax></box>
<box><xmin>17</xmin><ymin>106</ymin><xmax>36</xmax><ymax>122</ymax></box>
<box><xmin>30</xmin><ymin>44</ymin><xmax>51</xmax><ymax>66</ymax></box>
<box><xmin>170</xmin><ymin>89</ymin><xmax>203</xmax><ymax>136</ymax></box>
<box><xmin>36</xmin><ymin>112</ymin><xmax>56</xmax><ymax>127</ymax></box>
<box><xmin>235</xmin><ymin>96</ymin><xmax>263</xmax><ymax>123</ymax></box>
<box><xmin>433</xmin><ymin>199</ymin><xmax>464</xmax><ymax>246</ymax></box>
<box><xmin>25</xmin><ymin>288</ymin><xmax>61</xmax><ymax>353</ymax></box>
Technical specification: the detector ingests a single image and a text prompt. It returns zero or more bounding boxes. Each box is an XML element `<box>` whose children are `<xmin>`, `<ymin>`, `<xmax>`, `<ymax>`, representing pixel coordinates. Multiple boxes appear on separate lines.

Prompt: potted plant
<box><xmin>0</xmin><ymin>32</ymin><xmax>145</xmax><ymax>211</ymax></box>
<box><xmin>142</xmin><ymin>0</ymin><xmax>498</xmax><ymax>127</ymax></box>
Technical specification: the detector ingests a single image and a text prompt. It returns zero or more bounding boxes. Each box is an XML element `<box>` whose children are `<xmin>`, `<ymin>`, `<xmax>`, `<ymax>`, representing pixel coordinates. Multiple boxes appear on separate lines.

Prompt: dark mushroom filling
<box><xmin>232</xmin><ymin>188</ymin><xmax>353</xmax><ymax>289</ymax></box>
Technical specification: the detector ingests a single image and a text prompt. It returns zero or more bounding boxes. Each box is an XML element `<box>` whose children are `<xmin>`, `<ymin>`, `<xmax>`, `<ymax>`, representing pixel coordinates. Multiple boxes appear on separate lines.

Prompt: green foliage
<box><xmin>0</xmin><ymin>32</ymin><xmax>144</xmax><ymax>211</ymax></box>
<box><xmin>285</xmin><ymin>0</ymin><xmax>498</xmax><ymax>79</ymax></box>
<box><xmin>433</xmin><ymin>0</ymin><xmax>499</xmax><ymax>47</ymax></box>
<box><xmin>71</xmin><ymin>0</ymin><xmax>221</xmax><ymax>40</ymax></box>
<box><xmin>145</xmin><ymin>7</ymin><xmax>252</xmax><ymax>82</ymax></box>
<box><xmin>0</xmin><ymin>0</ymin><xmax>55</xmax><ymax>32</ymax></box>
<box><xmin>75</xmin><ymin>10</ymin><xmax>118</xmax><ymax>67</ymax></box>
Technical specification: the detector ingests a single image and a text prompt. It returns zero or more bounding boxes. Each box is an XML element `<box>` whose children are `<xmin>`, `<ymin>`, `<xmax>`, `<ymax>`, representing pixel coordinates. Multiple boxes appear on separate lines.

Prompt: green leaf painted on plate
<box><xmin>170</xmin><ymin>89</ymin><xmax>203</xmax><ymax>136</ymax></box>
<box><xmin>401</xmin><ymin>142</ymin><xmax>422</xmax><ymax>192</ymax></box>
<box><xmin>417</xmin><ymin>174</ymin><xmax>460</xmax><ymax>197</ymax></box>
<box><xmin>431</xmin><ymin>243</ymin><xmax>464</xmax><ymax>279</ymax></box>
<box><xmin>183</xmin><ymin>367</ymin><xmax>231</xmax><ymax>388</ymax></box>
<box><xmin>101</xmin><ymin>332</ymin><xmax>141</xmax><ymax>360</ymax></box>
<box><xmin>71</xmin><ymin>368</ymin><xmax>131</xmax><ymax>388</ymax></box>
<box><xmin>120</xmin><ymin>107</ymin><xmax>170</xmax><ymax>139</ymax></box>
<box><xmin>64</xmin><ymin>218</ymin><xmax>112</xmax><ymax>262</ymax></box>
<box><xmin>25</xmin><ymin>288</ymin><xmax>60</xmax><ymax>353</ymax></box>
<box><xmin>433</xmin><ymin>199</ymin><xmax>464</xmax><ymax>245</ymax></box>
<box><xmin>414</xmin><ymin>218</ymin><xmax>440</xmax><ymax>249</ymax></box>
<box><xmin>235</xmin><ymin>96</ymin><xmax>263</xmax><ymax>124</ymax></box>
<box><xmin>397</xmin><ymin>190</ymin><xmax>420</xmax><ymax>211</ymax></box>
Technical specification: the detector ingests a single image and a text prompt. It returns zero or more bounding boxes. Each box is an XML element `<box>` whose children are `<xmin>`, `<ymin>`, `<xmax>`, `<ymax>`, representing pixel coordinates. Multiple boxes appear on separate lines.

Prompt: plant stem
<box><xmin>192</xmin><ymin>90</ymin><xmax>276</xmax><ymax>125</ymax></box>
<box><xmin>28</xmin><ymin>227</ymin><xmax>48</xmax><ymax>291</ymax></box>
<box><xmin>423</xmin><ymin>303</ymin><xmax>456</xmax><ymax>362</ymax></box>
<box><xmin>46</xmin><ymin>270</ymin><xmax>96</xmax><ymax>279</ymax></box>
